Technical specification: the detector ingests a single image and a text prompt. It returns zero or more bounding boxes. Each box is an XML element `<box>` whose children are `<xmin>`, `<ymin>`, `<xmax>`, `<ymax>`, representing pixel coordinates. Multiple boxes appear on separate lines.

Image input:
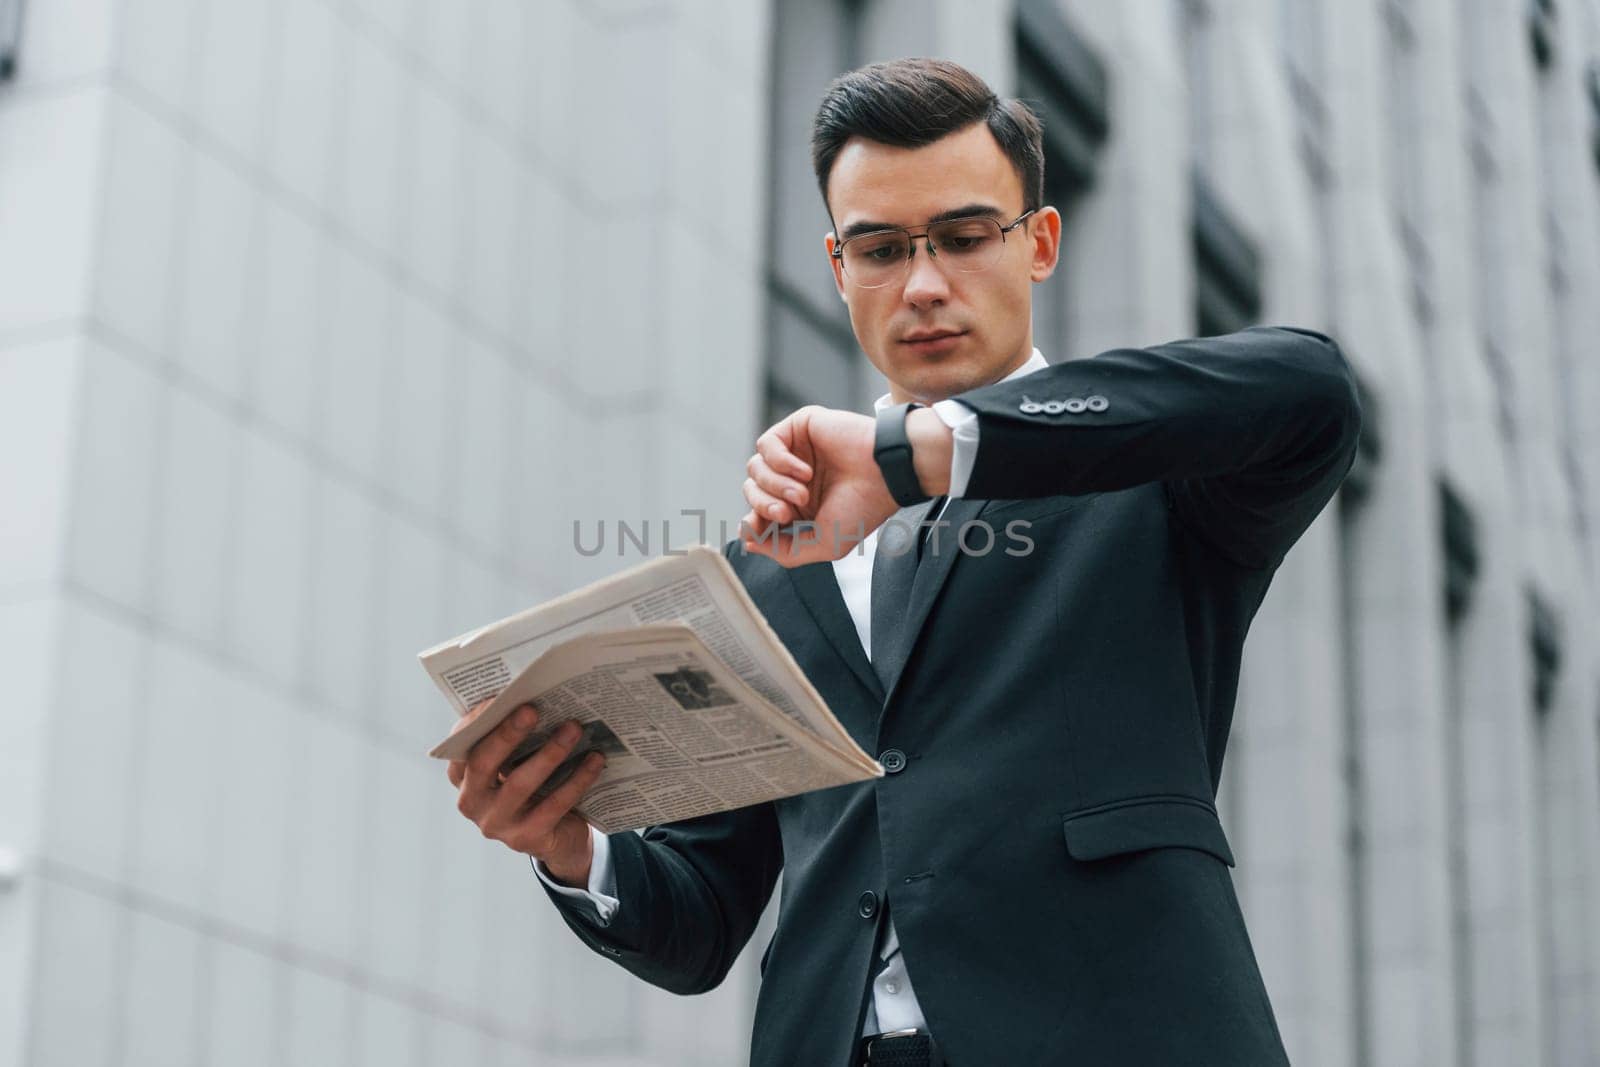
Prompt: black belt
<box><xmin>856</xmin><ymin>1029</ymin><xmax>944</xmax><ymax>1066</ymax></box>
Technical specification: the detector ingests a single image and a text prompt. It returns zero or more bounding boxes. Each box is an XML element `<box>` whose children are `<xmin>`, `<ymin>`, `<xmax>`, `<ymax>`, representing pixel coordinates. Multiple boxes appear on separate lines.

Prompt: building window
<box><xmin>1481</xmin><ymin>336</ymin><xmax>1518</xmax><ymax>443</ymax></box>
<box><xmin>1585</xmin><ymin>60</ymin><xmax>1600</xmax><ymax>176</ymax></box>
<box><xmin>1465</xmin><ymin>86</ymin><xmax>1498</xmax><ymax>180</ymax></box>
<box><xmin>1338</xmin><ymin>372</ymin><xmax>1383</xmax><ymax>507</ymax></box>
<box><xmin>0</xmin><ymin>0</ymin><xmax>23</xmax><ymax>81</ymax></box>
<box><xmin>1013</xmin><ymin>0</ymin><xmax>1109</xmax><ymax>356</ymax></box>
<box><xmin>762</xmin><ymin>0</ymin><xmax>867</xmax><ymax>426</ymax></box>
<box><xmin>1190</xmin><ymin>169</ymin><xmax>1262</xmax><ymax>336</ymax></box>
<box><xmin>1382</xmin><ymin>0</ymin><xmax>1435</xmax><ymax>329</ymax></box>
<box><xmin>1527</xmin><ymin>0</ymin><xmax>1557</xmax><ymax>71</ymax></box>
<box><xmin>1179</xmin><ymin>2</ymin><xmax>1262</xmax><ymax>337</ymax></box>
<box><xmin>1527</xmin><ymin>588</ymin><xmax>1562</xmax><ymax>715</ymax></box>
<box><xmin>1279</xmin><ymin>0</ymin><xmax>1333</xmax><ymax>188</ymax></box>
<box><xmin>1014</xmin><ymin>0</ymin><xmax>1109</xmax><ymax>195</ymax></box>
<box><xmin>1438</xmin><ymin>479</ymin><xmax>1480</xmax><ymax>626</ymax></box>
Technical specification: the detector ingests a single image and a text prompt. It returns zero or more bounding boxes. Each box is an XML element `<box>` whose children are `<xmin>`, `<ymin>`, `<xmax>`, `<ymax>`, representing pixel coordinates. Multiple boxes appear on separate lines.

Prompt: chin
<box><xmin>877</xmin><ymin>337</ymin><xmax>996</xmax><ymax>400</ymax></box>
<box><xmin>901</xmin><ymin>362</ymin><xmax>985</xmax><ymax>403</ymax></box>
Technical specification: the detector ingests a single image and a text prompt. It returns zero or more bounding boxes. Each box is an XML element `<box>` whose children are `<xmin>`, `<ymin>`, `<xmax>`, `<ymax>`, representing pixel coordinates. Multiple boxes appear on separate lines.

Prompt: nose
<box><xmin>901</xmin><ymin>237</ymin><xmax>950</xmax><ymax>308</ymax></box>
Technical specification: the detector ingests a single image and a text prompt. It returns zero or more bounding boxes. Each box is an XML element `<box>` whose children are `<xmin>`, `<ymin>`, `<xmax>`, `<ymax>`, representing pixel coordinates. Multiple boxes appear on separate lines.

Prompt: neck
<box><xmin>887</xmin><ymin>343</ymin><xmax>1033</xmax><ymax>405</ymax></box>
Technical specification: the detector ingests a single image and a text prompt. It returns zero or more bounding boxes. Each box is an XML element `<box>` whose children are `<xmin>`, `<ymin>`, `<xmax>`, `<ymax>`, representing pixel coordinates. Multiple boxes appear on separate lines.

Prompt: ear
<box><xmin>825</xmin><ymin>232</ymin><xmax>847</xmax><ymax>301</ymax></box>
<box><xmin>1027</xmin><ymin>206</ymin><xmax>1062</xmax><ymax>283</ymax></box>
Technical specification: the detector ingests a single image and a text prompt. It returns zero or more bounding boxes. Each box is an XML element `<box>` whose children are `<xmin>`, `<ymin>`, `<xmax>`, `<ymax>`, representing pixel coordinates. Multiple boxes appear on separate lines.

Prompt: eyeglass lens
<box><xmin>841</xmin><ymin>217</ymin><xmax>1007</xmax><ymax>288</ymax></box>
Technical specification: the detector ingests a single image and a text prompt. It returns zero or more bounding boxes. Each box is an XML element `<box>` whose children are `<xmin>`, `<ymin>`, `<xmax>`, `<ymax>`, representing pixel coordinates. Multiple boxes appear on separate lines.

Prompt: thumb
<box><xmin>450</xmin><ymin>696</ymin><xmax>499</xmax><ymax>735</ymax></box>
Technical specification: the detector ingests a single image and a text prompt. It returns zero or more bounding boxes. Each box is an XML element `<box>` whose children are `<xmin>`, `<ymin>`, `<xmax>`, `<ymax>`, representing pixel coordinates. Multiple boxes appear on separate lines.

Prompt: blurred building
<box><xmin>1</xmin><ymin>1</ymin><xmax>1598</xmax><ymax>1065</ymax></box>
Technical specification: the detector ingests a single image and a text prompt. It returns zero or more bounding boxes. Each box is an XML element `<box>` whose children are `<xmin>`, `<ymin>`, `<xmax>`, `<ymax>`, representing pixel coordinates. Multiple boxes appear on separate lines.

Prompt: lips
<box><xmin>900</xmin><ymin>329</ymin><xmax>966</xmax><ymax>344</ymax></box>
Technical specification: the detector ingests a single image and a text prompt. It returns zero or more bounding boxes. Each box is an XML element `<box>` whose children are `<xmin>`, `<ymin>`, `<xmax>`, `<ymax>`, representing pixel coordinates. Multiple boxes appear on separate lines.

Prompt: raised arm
<box><xmin>739</xmin><ymin>325</ymin><xmax>1360</xmax><ymax>570</ymax></box>
<box><xmin>933</xmin><ymin>324</ymin><xmax>1362</xmax><ymax>568</ymax></box>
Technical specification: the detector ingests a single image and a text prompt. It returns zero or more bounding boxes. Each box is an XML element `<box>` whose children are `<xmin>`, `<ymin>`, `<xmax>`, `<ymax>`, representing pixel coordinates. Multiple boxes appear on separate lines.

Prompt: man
<box><xmin>448</xmin><ymin>58</ymin><xmax>1360</xmax><ymax>1065</ymax></box>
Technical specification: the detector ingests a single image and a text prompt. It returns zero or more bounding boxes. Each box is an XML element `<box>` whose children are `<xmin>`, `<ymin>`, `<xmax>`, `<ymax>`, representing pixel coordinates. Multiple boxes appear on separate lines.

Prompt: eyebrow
<box><xmin>838</xmin><ymin>203</ymin><xmax>1006</xmax><ymax>242</ymax></box>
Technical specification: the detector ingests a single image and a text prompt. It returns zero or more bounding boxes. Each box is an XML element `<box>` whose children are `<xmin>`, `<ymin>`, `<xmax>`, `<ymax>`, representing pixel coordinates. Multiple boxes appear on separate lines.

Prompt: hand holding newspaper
<box><xmin>421</xmin><ymin>545</ymin><xmax>882</xmax><ymax>834</ymax></box>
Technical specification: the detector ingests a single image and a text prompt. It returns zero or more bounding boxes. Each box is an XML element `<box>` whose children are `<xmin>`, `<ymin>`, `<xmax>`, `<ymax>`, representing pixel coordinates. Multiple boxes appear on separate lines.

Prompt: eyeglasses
<box><xmin>831</xmin><ymin>209</ymin><xmax>1036</xmax><ymax>289</ymax></box>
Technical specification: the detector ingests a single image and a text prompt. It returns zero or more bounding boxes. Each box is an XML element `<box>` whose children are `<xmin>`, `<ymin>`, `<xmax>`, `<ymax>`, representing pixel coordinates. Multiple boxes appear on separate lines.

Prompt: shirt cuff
<box><xmin>930</xmin><ymin>399</ymin><xmax>979</xmax><ymax>498</ymax></box>
<box><xmin>531</xmin><ymin>824</ymin><xmax>619</xmax><ymax>924</ymax></box>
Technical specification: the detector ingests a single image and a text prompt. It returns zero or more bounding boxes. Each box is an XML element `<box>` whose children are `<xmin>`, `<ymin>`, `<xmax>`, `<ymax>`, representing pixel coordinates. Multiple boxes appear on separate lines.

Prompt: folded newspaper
<box><xmin>421</xmin><ymin>544</ymin><xmax>883</xmax><ymax>833</ymax></box>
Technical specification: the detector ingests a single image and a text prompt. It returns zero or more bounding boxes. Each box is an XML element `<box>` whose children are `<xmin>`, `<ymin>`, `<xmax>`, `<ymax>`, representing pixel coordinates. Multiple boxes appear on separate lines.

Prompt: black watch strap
<box><xmin>874</xmin><ymin>402</ymin><xmax>932</xmax><ymax>507</ymax></box>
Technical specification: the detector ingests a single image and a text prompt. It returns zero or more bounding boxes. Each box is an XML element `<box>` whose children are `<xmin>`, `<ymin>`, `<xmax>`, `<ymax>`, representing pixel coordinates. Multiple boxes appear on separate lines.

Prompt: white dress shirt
<box><xmin>536</xmin><ymin>349</ymin><xmax>1053</xmax><ymax>1037</ymax></box>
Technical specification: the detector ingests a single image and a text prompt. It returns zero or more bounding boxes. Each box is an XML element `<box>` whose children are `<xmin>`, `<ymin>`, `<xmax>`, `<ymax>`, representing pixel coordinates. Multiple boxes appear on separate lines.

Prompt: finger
<box><xmin>459</xmin><ymin>704</ymin><xmax>541</xmax><ymax>814</ymax></box>
<box><xmin>739</xmin><ymin>517</ymin><xmax>824</xmax><ymax>565</ymax></box>
<box><xmin>448</xmin><ymin>695</ymin><xmax>497</xmax><ymax>737</ymax></box>
<box><xmin>744</xmin><ymin>522</ymin><xmax>832</xmax><ymax>568</ymax></box>
<box><xmin>747</xmin><ymin>453</ymin><xmax>809</xmax><ymax>508</ymax></box>
<box><xmin>738</xmin><ymin>513</ymin><xmax>777</xmax><ymax>557</ymax></box>
<box><xmin>513</xmin><ymin>751</ymin><xmax>607</xmax><ymax>854</ymax></box>
<box><xmin>762</xmin><ymin>531</ymin><xmax>796</xmax><ymax>562</ymax></box>
<box><xmin>754</xmin><ymin>414</ymin><xmax>814</xmax><ymax>479</ymax></box>
<box><xmin>480</xmin><ymin>719</ymin><xmax>588</xmax><ymax>834</ymax></box>
<box><xmin>744</xmin><ymin>528</ymin><xmax>799</xmax><ymax>563</ymax></box>
<box><xmin>743</xmin><ymin>476</ymin><xmax>795</xmax><ymax>525</ymax></box>
<box><xmin>755</xmin><ymin>427</ymin><xmax>813</xmax><ymax>481</ymax></box>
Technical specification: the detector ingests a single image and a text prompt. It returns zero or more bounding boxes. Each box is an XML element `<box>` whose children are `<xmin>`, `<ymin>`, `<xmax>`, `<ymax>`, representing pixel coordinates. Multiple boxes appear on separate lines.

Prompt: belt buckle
<box><xmin>864</xmin><ymin>1028</ymin><xmax>921</xmax><ymax>1063</ymax></box>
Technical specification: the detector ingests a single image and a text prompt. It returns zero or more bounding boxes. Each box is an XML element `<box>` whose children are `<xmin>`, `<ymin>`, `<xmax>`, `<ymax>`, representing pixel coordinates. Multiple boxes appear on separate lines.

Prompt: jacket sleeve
<box><xmin>540</xmin><ymin>801</ymin><xmax>783</xmax><ymax>995</ymax></box>
<box><xmin>951</xmin><ymin>324</ymin><xmax>1363</xmax><ymax>570</ymax></box>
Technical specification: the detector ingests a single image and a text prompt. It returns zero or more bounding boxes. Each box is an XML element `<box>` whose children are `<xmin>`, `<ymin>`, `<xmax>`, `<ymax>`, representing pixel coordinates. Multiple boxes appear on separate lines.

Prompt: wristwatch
<box><xmin>873</xmin><ymin>402</ymin><xmax>932</xmax><ymax>507</ymax></box>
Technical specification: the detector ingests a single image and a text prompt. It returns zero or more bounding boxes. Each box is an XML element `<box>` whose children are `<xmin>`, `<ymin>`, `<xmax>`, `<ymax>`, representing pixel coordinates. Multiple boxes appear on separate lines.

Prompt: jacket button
<box><xmin>1065</xmin><ymin>397</ymin><xmax>1087</xmax><ymax>414</ymax></box>
<box><xmin>1019</xmin><ymin>399</ymin><xmax>1042</xmax><ymax>414</ymax></box>
<box><xmin>1087</xmin><ymin>395</ymin><xmax>1108</xmax><ymax>412</ymax></box>
<box><xmin>858</xmin><ymin>891</ymin><xmax>879</xmax><ymax>918</ymax></box>
<box><xmin>880</xmin><ymin>749</ymin><xmax>907</xmax><ymax>774</ymax></box>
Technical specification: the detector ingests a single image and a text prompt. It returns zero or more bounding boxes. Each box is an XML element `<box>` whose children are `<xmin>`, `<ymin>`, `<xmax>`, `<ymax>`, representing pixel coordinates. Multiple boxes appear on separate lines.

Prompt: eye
<box><xmin>852</xmin><ymin>235</ymin><xmax>906</xmax><ymax>263</ymax></box>
<box><xmin>935</xmin><ymin>220</ymin><xmax>998</xmax><ymax>254</ymax></box>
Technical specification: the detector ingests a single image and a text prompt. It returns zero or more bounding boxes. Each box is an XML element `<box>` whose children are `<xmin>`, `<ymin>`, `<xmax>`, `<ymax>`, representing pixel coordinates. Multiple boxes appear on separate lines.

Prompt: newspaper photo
<box><xmin>421</xmin><ymin>545</ymin><xmax>882</xmax><ymax>833</ymax></box>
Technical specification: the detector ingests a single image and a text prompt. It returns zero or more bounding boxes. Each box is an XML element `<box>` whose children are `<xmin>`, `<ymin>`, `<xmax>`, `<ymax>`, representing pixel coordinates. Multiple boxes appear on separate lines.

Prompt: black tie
<box><xmin>869</xmin><ymin>496</ymin><xmax>945</xmax><ymax>692</ymax></box>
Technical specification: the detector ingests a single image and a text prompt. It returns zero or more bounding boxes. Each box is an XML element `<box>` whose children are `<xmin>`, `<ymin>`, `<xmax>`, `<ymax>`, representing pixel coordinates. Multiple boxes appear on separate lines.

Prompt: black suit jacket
<box><xmin>542</xmin><ymin>326</ymin><xmax>1361</xmax><ymax>1066</ymax></box>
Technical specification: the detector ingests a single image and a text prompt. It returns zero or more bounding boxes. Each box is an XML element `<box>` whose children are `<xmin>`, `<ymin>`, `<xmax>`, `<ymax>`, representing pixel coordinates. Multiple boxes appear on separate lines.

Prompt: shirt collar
<box><xmin>872</xmin><ymin>348</ymin><xmax>1050</xmax><ymax>413</ymax></box>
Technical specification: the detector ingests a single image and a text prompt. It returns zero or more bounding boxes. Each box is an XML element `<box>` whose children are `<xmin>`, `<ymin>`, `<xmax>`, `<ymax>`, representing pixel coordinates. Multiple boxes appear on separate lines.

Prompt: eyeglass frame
<box><xmin>829</xmin><ymin>208</ymin><xmax>1039</xmax><ymax>288</ymax></box>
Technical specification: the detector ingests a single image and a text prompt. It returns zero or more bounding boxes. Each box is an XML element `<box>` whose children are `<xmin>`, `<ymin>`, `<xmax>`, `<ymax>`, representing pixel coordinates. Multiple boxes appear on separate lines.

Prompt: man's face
<box><xmin>824</xmin><ymin>122</ymin><xmax>1061</xmax><ymax>404</ymax></box>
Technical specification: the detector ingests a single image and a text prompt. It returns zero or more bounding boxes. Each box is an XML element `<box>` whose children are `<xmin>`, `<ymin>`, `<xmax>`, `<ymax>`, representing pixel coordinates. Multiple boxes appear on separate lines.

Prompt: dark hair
<box><xmin>810</xmin><ymin>57</ymin><xmax>1045</xmax><ymax>217</ymax></box>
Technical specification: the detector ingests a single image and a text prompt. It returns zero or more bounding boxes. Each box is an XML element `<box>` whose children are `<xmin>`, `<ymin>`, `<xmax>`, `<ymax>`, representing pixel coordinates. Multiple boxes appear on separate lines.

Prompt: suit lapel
<box><xmin>786</xmin><ymin>561</ymin><xmax>884</xmax><ymax>704</ymax></box>
<box><xmin>784</xmin><ymin>496</ymin><xmax>995</xmax><ymax>724</ymax></box>
<box><xmin>879</xmin><ymin>496</ymin><xmax>988</xmax><ymax>707</ymax></box>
